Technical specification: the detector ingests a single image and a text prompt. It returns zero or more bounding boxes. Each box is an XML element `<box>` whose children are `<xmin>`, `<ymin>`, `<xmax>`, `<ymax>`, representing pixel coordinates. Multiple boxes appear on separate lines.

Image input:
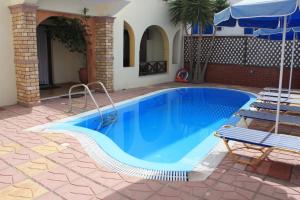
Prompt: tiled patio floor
<box><xmin>0</xmin><ymin>82</ymin><xmax>299</xmax><ymax>200</ymax></box>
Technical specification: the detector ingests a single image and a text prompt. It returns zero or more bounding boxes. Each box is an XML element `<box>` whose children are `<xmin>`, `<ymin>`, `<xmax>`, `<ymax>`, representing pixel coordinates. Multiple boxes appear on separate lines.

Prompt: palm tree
<box><xmin>213</xmin><ymin>0</ymin><xmax>229</xmax><ymax>13</ymax></box>
<box><xmin>168</xmin><ymin>0</ymin><xmax>214</xmax><ymax>82</ymax></box>
<box><xmin>201</xmin><ymin>0</ymin><xmax>229</xmax><ymax>82</ymax></box>
<box><xmin>186</xmin><ymin>0</ymin><xmax>214</xmax><ymax>82</ymax></box>
<box><xmin>169</xmin><ymin>0</ymin><xmax>186</xmax><ymax>26</ymax></box>
<box><xmin>169</xmin><ymin>0</ymin><xmax>187</xmax><ymax>70</ymax></box>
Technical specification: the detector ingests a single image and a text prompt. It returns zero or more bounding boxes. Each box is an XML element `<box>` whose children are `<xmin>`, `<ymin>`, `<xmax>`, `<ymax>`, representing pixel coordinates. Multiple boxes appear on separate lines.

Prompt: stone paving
<box><xmin>0</xmin><ymin>82</ymin><xmax>299</xmax><ymax>200</ymax></box>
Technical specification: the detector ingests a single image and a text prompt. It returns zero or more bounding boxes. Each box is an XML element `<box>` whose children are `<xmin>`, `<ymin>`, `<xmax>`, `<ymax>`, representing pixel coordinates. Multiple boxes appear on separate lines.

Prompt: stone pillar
<box><xmin>94</xmin><ymin>17</ymin><xmax>115</xmax><ymax>92</ymax></box>
<box><xmin>9</xmin><ymin>4</ymin><xmax>40</xmax><ymax>106</ymax></box>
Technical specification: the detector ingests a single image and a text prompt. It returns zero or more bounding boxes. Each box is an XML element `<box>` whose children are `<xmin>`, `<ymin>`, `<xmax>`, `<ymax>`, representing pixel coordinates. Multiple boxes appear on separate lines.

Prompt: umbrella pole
<box><xmin>275</xmin><ymin>16</ymin><xmax>287</xmax><ymax>134</ymax></box>
<box><xmin>288</xmin><ymin>32</ymin><xmax>296</xmax><ymax>98</ymax></box>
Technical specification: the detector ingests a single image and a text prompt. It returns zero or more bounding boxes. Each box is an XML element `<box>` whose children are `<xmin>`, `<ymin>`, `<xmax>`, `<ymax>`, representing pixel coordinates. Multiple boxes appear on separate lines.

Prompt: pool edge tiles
<box><xmin>27</xmin><ymin>87</ymin><xmax>257</xmax><ymax>181</ymax></box>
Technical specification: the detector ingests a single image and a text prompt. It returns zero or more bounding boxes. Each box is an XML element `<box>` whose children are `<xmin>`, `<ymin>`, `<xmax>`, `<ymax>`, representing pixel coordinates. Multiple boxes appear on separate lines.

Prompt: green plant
<box><xmin>168</xmin><ymin>0</ymin><xmax>214</xmax><ymax>82</ymax></box>
<box><xmin>168</xmin><ymin>0</ymin><xmax>229</xmax><ymax>82</ymax></box>
<box><xmin>169</xmin><ymin>0</ymin><xmax>186</xmax><ymax>27</ymax></box>
<box><xmin>213</xmin><ymin>0</ymin><xmax>229</xmax><ymax>13</ymax></box>
<box><xmin>46</xmin><ymin>8</ymin><xmax>90</xmax><ymax>55</ymax></box>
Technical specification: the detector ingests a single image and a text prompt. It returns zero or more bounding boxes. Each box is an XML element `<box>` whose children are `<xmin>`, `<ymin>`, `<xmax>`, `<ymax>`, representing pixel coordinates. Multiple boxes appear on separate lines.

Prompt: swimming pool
<box><xmin>45</xmin><ymin>87</ymin><xmax>255</xmax><ymax>172</ymax></box>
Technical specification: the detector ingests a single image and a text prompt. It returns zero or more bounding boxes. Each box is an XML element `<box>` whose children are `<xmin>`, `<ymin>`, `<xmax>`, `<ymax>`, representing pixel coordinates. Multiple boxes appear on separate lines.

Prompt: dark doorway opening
<box><xmin>123</xmin><ymin>30</ymin><xmax>130</xmax><ymax>67</ymax></box>
<box><xmin>37</xmin><ymin>16</ymin><xmax>87</xmax><ymax>99</ymax></box>
<box><xmin>37</xmin><ymin>25</ymin><xmax>54</xmax><ymax>90</ymax></box>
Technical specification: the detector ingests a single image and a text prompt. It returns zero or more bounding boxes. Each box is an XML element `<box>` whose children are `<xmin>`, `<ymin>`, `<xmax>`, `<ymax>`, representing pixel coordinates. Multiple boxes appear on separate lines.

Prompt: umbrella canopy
<box><xmin>254</xmin><ymin>28</ymin><xmax>300</xmax><ymax>40</ymax></box>
<box><xmin>214</xmin><ymin>0</ymin><xmax>300</xmax><ymax>28</ymax></box>
<box><xmin>213</xmin><ymin>0</ymin><xmax>300</xmax><ymax>134</ymax></box>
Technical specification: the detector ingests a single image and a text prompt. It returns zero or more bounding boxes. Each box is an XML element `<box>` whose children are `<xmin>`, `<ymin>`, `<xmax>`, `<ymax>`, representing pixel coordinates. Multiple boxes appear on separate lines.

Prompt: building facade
<box><xmin>0</xmin><ymin>0</ymin><xmax>181</xmax><ymax>106</ymax></box>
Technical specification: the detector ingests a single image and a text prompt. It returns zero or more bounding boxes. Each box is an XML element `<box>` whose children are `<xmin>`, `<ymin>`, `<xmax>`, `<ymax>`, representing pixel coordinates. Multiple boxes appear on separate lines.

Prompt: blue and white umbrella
<box><xmin>214</xmin><ymin>0</ymin><xmax>300</xmax><ymax>134</ymax></box>
<box><xmin>214</xmin><ymin>0</ymin><xmax>300</xmax><ymax>28</ymax></box>
<box><xmin>253</xmin><ymin>28</ymin><xmax>300</xmax><ymax>40</ymax></box>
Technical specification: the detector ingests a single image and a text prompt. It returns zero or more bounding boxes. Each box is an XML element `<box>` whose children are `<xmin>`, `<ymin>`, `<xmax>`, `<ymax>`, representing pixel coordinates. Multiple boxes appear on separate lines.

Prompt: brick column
<box><xmin>94</xmin><ymin>17</ymin><xmax>115</xmax><ymax>92</ymax></box>
<box><xmin>9</xmin><ymin>4</ymin><xmax>40</xmax><ymax>106</ymax></box>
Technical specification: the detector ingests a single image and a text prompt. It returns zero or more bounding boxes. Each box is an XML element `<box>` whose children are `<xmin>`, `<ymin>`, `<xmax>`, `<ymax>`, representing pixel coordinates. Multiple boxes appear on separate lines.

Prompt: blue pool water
<box><xmin>49</xmin><ymin>88</ymin><xmax>255</xmax><ymax>171</ymax></box>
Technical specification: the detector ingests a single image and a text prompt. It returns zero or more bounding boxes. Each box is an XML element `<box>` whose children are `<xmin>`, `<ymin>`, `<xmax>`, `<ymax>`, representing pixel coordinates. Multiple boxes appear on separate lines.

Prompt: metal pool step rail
<box><xmin>87</xmin><ymin>81</ymin><xmax>118</xmax><ymax>128</ymax></box>
<box><xmin>68</xmin><ymin>82</ymin><xmax>118</xmax><ymax>128</ymax></box>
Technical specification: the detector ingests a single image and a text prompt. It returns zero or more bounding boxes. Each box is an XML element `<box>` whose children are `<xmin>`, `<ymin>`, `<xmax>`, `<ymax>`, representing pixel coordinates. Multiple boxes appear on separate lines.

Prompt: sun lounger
<box><xmin>251</xmin><ymin>102</ymin><xmax>300</xmax><ymax>113</ymax></box>
<box><xmin>264</xmin><ymin>87</ymin><xmax>300</xmax><ymax>94</ymax></box>
<box><xmin>259</xmin><ymin>91</ymin><xmax>300</xmax><ymax>99</ymax></box>
<box><xmin>236</xmin><ymin>109</ymin><xmax>300</xmax><ymax>131</ymax></box>
<box><xmin>214</xmin><ymin>126</ymin><xmax>300</xmax><ymax>165</ymax></box>
<box><xmin>258</xmin><ymin>96</ymin><xmax>300</xmax><ymax>104</ymax></box>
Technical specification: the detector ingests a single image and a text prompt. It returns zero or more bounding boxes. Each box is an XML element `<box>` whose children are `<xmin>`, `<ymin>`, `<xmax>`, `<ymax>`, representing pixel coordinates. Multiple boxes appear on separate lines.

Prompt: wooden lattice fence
<box><xmin>184</xmin><ymin>36</ymin><xmax>300</xmax><ymax>68</ymax></box>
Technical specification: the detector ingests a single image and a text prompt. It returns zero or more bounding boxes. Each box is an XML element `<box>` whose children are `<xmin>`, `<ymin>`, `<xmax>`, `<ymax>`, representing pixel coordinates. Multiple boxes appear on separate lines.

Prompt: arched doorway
<box><xmin>123</xmin><ymin>21</ymin><xmax>135</xmax><ymax>67</ymax></box>
<box><xmin>139</xmin><ymin>25</ymin><xmax>169</xmax><ymax>76</ymax></box>
<box><xmin>37</xmin><ymin>16</ymin><xmax>88</xmax><ymax>98</ymax></box>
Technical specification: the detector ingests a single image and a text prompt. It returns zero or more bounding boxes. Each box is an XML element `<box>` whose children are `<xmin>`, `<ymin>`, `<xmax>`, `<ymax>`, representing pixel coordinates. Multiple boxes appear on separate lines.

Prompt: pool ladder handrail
<box><xmin>86</xmin><ymin>81</ymin><xmax>118</xmax><ymax>128</ymax></box>
<box><xmin>68</xmin><ymin>82</ymin><xmax>118</xmax><ymax>128</ymax></box>
<box><xmin>68</xmin><ymin>84</ymin><xmax>104</xmax><ymax>123</ymax></box>
<box><xmin>86</xmin><ymin>81</ymin><xmax>117</xmax><ymax>114</ymax></box>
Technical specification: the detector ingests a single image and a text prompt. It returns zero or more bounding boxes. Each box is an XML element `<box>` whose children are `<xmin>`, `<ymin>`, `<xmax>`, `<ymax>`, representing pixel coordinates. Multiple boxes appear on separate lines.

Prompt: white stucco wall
<box><xmin>172</xmin><ymin>30</ymin><xmax>181</xmax><ymax>64</ymax></box>
<box><xmin>51</xmin><ymin>40</ymin><xmax>84</xmax><ymax>84</ymax></box>
<box><xmin>113</xmin><ymin>0</ymin><xmax>181</xmax><ymax>90</ymax></box>
<box><xmin>216</xmin><ymin>25</ymin><xmax>245</xmax><ymax>36</ymax></box>
<box><xmin>0</xmin><ymin>1</ymin><xmax>17</xmax><ymax>106</ymax></box>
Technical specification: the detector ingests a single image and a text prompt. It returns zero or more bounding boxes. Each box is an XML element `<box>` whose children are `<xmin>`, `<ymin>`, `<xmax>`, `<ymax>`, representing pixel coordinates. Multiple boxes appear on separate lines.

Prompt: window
<box><xmin>139</xmin><ymin>26</ymin><xmax>169</xmax><ymax>76</ymax></box>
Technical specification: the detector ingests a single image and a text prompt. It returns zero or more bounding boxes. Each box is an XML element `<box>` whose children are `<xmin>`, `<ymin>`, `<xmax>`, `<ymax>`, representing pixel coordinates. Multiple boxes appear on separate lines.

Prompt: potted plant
<box><xmin>46</xmin><ymin>8</ymin><xmax>91</xmax><ymax>84</ymax></box>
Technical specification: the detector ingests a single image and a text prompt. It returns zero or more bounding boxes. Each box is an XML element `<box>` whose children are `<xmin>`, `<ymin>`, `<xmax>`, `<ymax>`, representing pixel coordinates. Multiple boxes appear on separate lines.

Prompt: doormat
<box><xmin>40</xmin><ymin>84</ymin><xmax>61</xmax><ymax>90</ymax></box>
<box><xmin>60</xmin><ymin>94</ymin><xmax>85</xmax><ymax>99</ymax></box>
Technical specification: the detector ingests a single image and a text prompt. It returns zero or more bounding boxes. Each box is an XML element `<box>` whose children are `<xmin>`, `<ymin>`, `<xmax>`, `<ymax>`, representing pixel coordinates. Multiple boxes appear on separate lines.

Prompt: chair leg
<box><xmin>222</xmin><ymin>139</ymin><xmax>272</xmax><ymax>166</ymax></box>
<box><xmin>242</xmin><ymin>117</ymin><xmax>248</xmax><ymax>127</ymax></box>
<box><xmin>268</xmin><ymin>124</ymin><xmax>276</xmax><ymax>133</ymax></box>
<box><xmin>250</xmin><ymin>148</ymin><xmax>272</xmax><ymax>166</ymax></box>
<box><xmin>243</xmin><ymin>143</ymin><xmax>265</xmax><ymax>151</ymax></box>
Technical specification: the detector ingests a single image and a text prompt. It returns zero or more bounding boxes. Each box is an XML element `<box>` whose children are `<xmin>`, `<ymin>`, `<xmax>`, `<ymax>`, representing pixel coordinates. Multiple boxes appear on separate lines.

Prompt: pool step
<box><xmin>100</xmin><ymin>112</ymin><xmax>118</xmax><ymax>128</ymax></box>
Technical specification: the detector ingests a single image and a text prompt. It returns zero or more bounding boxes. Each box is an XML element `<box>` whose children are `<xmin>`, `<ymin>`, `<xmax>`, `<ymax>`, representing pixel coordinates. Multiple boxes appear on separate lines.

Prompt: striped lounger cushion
<box><xmin>217</xmin><ymin>126</ymin><xmax>300</xmax><ymax>152</ymax></box>
<box><xmin>251</xmin><ymin>102</ymin><xmax>300</xmax><ymax>113</ymax></box>
<box><xmin>236</xmin><ymin>110</ymin><xmax>300</xmax><ymax>125</ymax></box>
